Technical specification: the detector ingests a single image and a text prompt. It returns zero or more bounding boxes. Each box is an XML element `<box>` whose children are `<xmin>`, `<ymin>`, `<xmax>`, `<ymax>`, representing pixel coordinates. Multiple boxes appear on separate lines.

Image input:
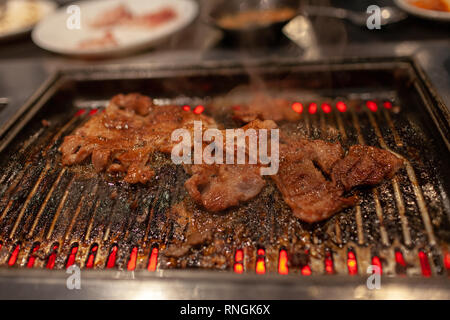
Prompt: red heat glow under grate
<box><xmin>193</xmin><ymin>105</ymin><xmax>204</xmax><ymax>114</ymax></box>
<box><xmin>321</xmin><ymin>103</ymin><xmax>332</xmax><ymax>114</ymax></box>
<box><xmin>301</xmin><ymin>265</ymin><xmax>312</xmax><ymax>276</ymax></box>
<box><xmin>395</xmin><ymin>250</ymin><xmax>407</xmax><ymax>267</ymax></box>
<box><xmin>147</xmin><ymin>247</ymin><xmax>159</xmax><ymax>271</ymax></box>
<box><xmin>300</xmin><ymin>250</ymin><xmax>312</xmax><ymax>275</ymax></box>
<box><xmin>291</xmin><ymin>102</ymin><xmax>303</xmax><ymax>114</ymax></box>
<box><xmin>371</xmin><ymin>256</ymin><xmax>383</xmax><ymax>275</ymax></box>
<box><xmin>26</xmin><ymin>243</ymin><xmax>40</xmax><ymax>268</ymax></box>
<box><xmin>75</xmin><ymin>109</ymin><xmax>86</xmax><ymax>117</ymax></box>
<box><xmin>278</xmin><ymin>250</ymin><xmax>289</xmax><ymax>275</ymax></box>
<box><xmin>383</xmin><ymin>101</ymin><xmax>393</xmax><ymax>109</ymax></box>
<box><xmin>325</xmin><ymin>251</ymin><xmax>334</xmax><ymax>274</ymax></box>
<box><xmin>256</xmin><ymin>258</ymin><xmax>266</xmax><ymax>274</ymax></box>
<box><xmin>255</xmin><ymin>249</ymin><xmax>266</xmax><ymax>274</ymax></box>
<box><xmin>418</xmin><ymin>251</ymin><xmax>431</xmax><ymax>277</ymax></box>
<box><xmin>66</xmin><ymin>245</ymin><xmax>78</xmax><ymax>268</ymax></box>
<box><xmin>127</xmin><ymin>246</ymin><xmax>138</xmax><ymax>271</ymax></box>
<box><xmin>308</xmin><ymin>103</ymin><xmax>318</xmax><ymax>114</ymax></box>
<box><xmin>336</xmin><ymin>101</ymin><xmax>347</xmax><ymax>113</ymax></box>
<box><xmin>366</xmin><ymin>101</ymin><xmax>378</xmax><ymax>112</ymax></box>
<box><xmin>234</xmin><ymin>263</ymin><xmax>244</xmax><ymax>274</ymax></box>
<box><xmin>444</xmin><ymin>252</ymin><xmax>450</xmax><ymax>270</ymax></box>
<box><xmin>46</xmin><ymin>244</ymin><xmax>59</xmax><ymax>269</ymax></box>
<box><xmin>233</xmin><ymin>249</ymin><xmax>244</xmax><ymax>274</ymax></box>
<box><xmin>235</xmin><ymin>249</ymin><xmax>244</xmax><ymax>262</ymax></box>
<box><xmin>106</xmin><ymin>245</ymin><xmax>118</xmax><ymax>269</ymax></box>
<box><xmin>85</xmin><ymin>244</ymin><xmax>98</xmax><ymax>269</ymax></box>
<box><xmin>347</xmin><ymin>251</ymin><xmax>358</xmax><ymax>275</ymax></box>
<box><xmin>88</xmin><ymin>108</ymin><xmax>98</xmax><ymax>116</ymax></box>
<box><xmin>8</xmin><ymin>244</ymin><xmax>20</xmax><ymax>267</ymax></box>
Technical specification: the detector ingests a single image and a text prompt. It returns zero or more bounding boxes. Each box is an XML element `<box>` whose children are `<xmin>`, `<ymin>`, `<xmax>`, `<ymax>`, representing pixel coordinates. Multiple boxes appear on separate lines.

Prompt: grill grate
<box><xmin>0</xmin><ymin>96</ymin><xmax>448</xmax><ymax>278</ymax></box>
<box><xmin>0</xmin><ymin>59</ymin><xmax>448</xmax><ymax>285</ymax></box>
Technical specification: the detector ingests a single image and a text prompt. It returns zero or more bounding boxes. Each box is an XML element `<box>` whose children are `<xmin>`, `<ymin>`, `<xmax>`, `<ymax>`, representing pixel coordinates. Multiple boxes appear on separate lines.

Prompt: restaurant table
<box><xmin>0</xmin><ymin>0</ymin><xmax>449</xmax><ymax>132</ymax></box>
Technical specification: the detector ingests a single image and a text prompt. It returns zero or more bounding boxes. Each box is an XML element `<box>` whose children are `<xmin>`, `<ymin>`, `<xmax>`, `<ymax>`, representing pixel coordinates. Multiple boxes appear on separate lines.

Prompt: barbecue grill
<box><xmin>0</xmin><ymin>57</ymin><xmax>449</xmax><ymax>299</ymax></box>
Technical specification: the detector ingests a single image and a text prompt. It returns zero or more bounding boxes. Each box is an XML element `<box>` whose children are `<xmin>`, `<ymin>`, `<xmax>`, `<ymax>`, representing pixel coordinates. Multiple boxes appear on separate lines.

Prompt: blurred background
<box><xmin>0</xmin><ymin>0</ymin><xmax>449</xmax><ymax>129</ymax></box>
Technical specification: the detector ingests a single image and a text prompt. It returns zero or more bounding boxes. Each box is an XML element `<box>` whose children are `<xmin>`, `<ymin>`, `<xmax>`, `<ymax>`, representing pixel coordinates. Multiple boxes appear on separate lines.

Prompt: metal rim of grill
<box><xmin>0</xmin><ymin>57</ymin><xmax>448</xmax><ymax>299</ymax></box>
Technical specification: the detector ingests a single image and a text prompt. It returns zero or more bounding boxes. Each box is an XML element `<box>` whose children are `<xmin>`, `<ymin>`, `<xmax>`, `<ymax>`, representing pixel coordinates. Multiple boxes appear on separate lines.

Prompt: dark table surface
<box><xmin>0</xmin><ymin>0</ymin><xmax>449</xmax><ymax>131</ymax></box>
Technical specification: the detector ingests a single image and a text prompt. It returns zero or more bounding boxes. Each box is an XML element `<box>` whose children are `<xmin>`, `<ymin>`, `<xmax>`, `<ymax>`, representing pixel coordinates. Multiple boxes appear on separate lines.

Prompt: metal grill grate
<box><xmin>0</xmin><ymin>94</ymin><xmax>448</xmax><ymax>278</ymax></box>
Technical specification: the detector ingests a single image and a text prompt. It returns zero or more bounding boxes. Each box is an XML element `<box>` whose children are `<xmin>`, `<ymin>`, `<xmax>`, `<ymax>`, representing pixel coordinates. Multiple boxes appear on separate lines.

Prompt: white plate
<box><xmin>394</xmin><ymin>0</ymin><xmax>450</xmax><ymax>21</ymax></box>
<box><xmin>0</xmin><ymin>0</ymin><xmax>57</xmax><ymax>41</ymax></box>
<box><xmin>32</xmin><ymin>0</ymin><xmax>198</xmax><ymax>57</ymax></box>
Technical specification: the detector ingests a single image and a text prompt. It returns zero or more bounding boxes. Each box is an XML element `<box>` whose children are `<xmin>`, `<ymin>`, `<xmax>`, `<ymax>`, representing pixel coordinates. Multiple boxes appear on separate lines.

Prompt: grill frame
<box><xmin>0</xmin><ymin>57</ymin><xmax>449</xmax><ymax>299</ymax></box>
<box><xmin>0</xmin><ymin>269</ymin><xmax>449</xmax><ymax>299</ymax></box>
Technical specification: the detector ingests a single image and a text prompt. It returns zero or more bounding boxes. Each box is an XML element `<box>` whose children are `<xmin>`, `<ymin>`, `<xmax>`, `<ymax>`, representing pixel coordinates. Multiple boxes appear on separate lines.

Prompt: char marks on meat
<box><xmin>273</xmin><ymin>137</ymin><xmax>403</xmax><ymax>222</ymax></box>
<box><xmin>233</xmin><ymin>96</ymin><xmax>301</xmax><ymax>123</ymax></box>
<box><xmin>60</xmin><ymin>93</ymin><xmax>403</xmax><ymax>223</ymax></box>
<box><xmin>183</xmin><ymin>119</ymin><xmax>277</xmax><ymax>212</ymax></box>
<box><xmin>332</xmin><ymin>145</ymin><xmax>403</xmax><ymax>191</ymax></box>
<box><xmin>184</xmin><ymin>164</ymin><xmax>266</xmax><ymax>212</ymax></box>
<box><xmin>59</xmin><ymin>93</ymin><xmax>216</xmax><ymax>184</ymax></box>
<box><xmin>272</xmin><ymin>138</ymin><xmax>356</xmax><ymax>223</ymax></box>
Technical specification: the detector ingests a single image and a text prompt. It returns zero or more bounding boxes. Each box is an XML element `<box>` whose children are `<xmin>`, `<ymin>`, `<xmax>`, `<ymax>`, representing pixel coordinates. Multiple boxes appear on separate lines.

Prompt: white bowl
<box><xmin>32</xmin><ymin>0</ymin><xmax>198</xmax><ymax>57</ymax></box>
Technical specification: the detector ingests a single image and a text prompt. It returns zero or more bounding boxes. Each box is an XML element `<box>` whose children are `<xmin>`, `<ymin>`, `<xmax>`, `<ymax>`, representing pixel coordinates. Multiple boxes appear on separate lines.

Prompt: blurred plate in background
<box><xmin>0</xmin><ymin>0</ymin><xmax>57</xmax><ymax>41</ymax></box>
<box><xmin>394</xmin><ymin>0</ymin><xmax>450</xmax><ymax>21</ymax></box>
<box><xmin>32</xmin><ymin>0</ymin><xmax>198</xmax><ymax>57</ymax></box>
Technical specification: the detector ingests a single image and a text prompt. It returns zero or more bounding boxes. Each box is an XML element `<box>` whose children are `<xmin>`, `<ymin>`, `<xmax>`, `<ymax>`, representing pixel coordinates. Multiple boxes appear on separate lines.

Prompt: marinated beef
<box><xmin>60</xmin><ymin>93</ymin><xmax>403</xmax><ymax>223</ymax></box>
<box><xmin>59</xmin><ymin>93</ymin><xmax>216</xmax><ymax>184</ymax></box>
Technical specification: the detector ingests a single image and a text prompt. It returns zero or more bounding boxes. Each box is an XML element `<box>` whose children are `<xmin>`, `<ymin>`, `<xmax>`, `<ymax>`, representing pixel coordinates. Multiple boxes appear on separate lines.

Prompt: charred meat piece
<box><xmin>222</xmin><ymin>119</ymin><xmax>278</xmax><ymax>164</ymax></box>
<box><xmin>280</xmin><ymin>137</ymin><xmax>344</xmax><ymax>175</ymax></box>
<box><xmin>110</xmin><ymin>93</ymin><xmax>154</xmax><ymax>116</ymax></box>
<box><xmin>60</xmin><ymin>93</ymin><xmax>403</xmax><ymax>223</ymax></box>
<box><xmin>183</xmin><ymin>119</ymin><xmax>277</xmax><ymax>211</ymax></box>
<box><xmin>184</xmin><ymin>164</ymin><xmax>266</xmax><ymax>212</ymax></box>
<box><xmin>272</xmin><ymin>140</ymin><xmax>356</xmax><ymax>223</ymax></box>
<box><xmin>59</xmin><ymin>93</ymin><xmax>216</xmax><ymax>184</ymax></box>
<box><xmin>332</xmin><ymin>145</ymin><xmax>403</xmax><ymax>191</ymax></box>
<box><xmin>273</xmin><ymin>139</ymin><xmax>402</xmax><ymax>223</ymax></box>
<box><xmin>233</xmin><ymin>96</ymin><xmax>301</xmax><ymax>123</ymax></box>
